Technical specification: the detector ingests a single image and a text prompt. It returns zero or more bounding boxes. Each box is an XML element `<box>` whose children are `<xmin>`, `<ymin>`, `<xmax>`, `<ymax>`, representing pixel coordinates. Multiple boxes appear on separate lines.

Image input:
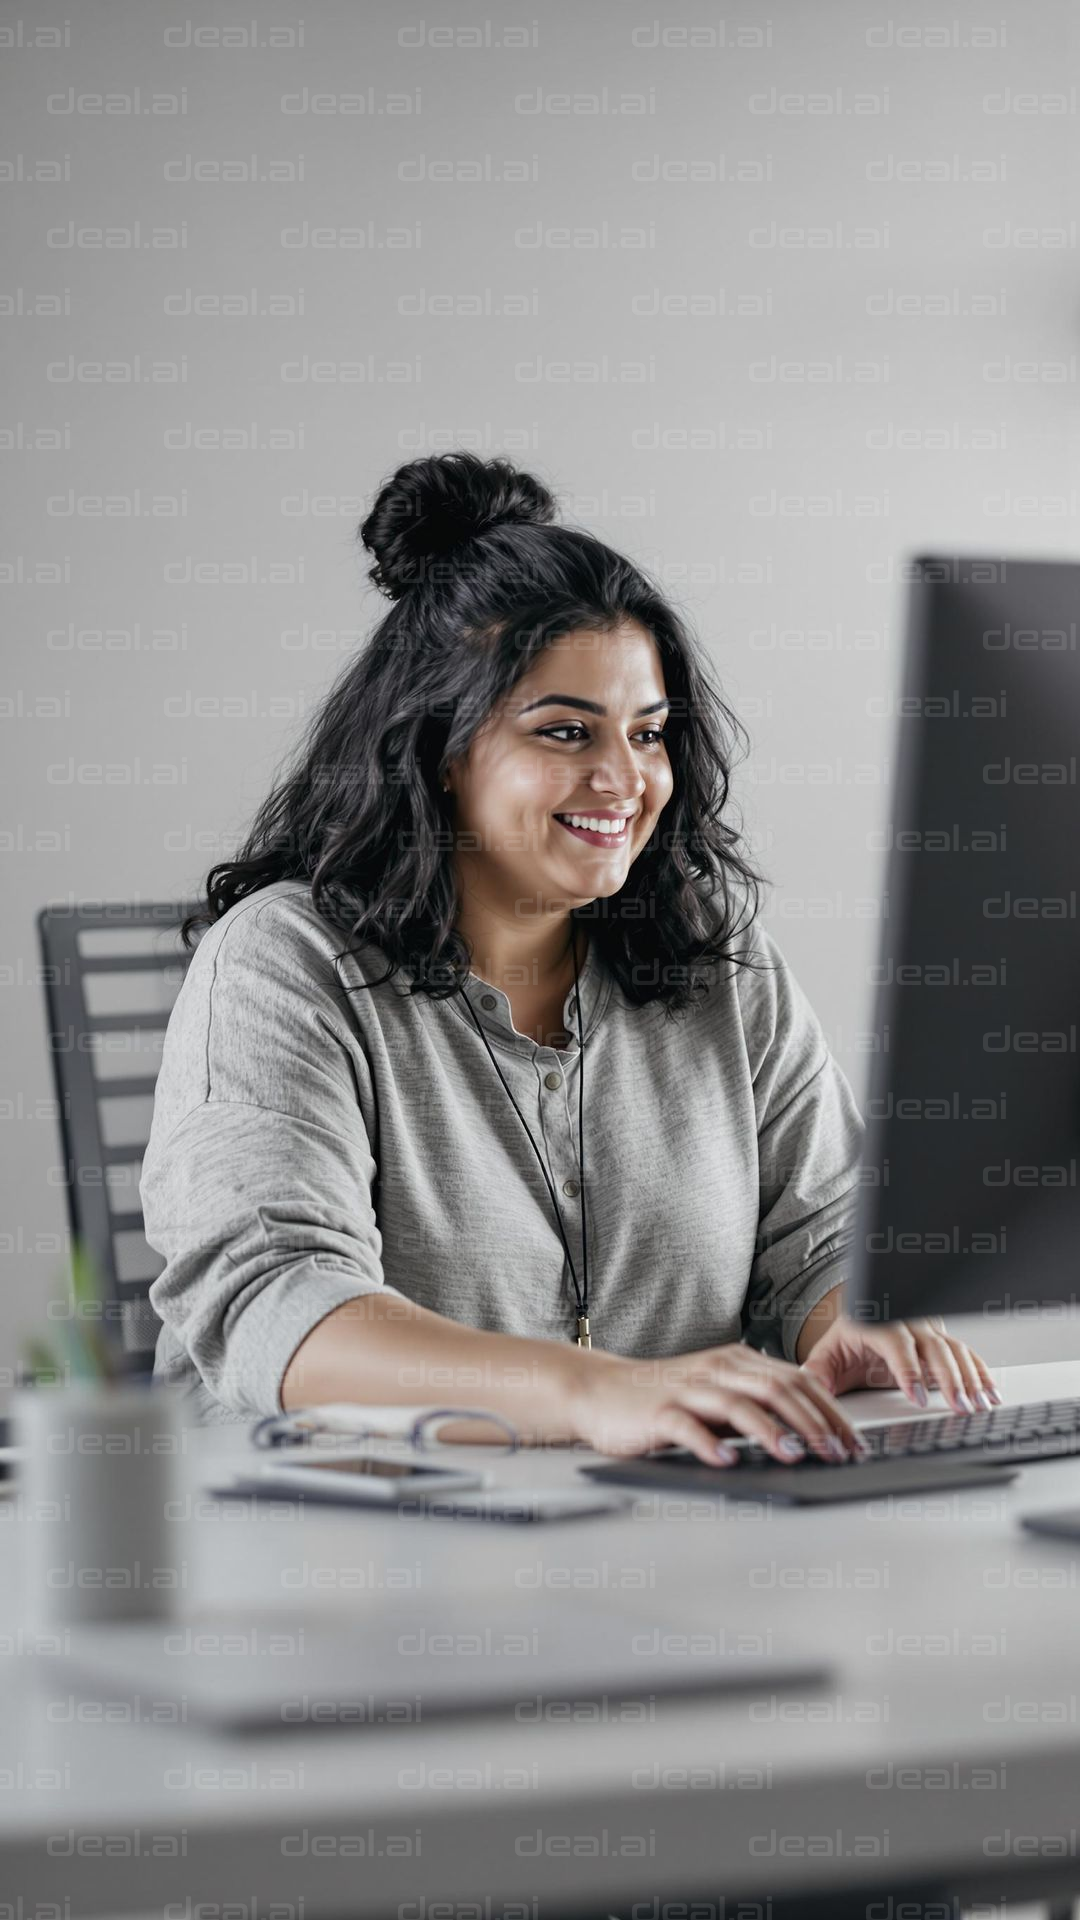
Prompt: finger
<box><xmin>962</xmin><ymin>1343</ymin><xmax>1003</xmax><ymax>1408</ymax></box>
<box><xmin>911</xmin><ymin>1328</ymin><xmax>971</xmax><ymax>1412</ymax></box>
<box><xmin>906</xmin><ymin>1317</ymin><xmax>996</xmax><ymax>1407</ymax></box>
<box><xmin>857</xmin><ymin>1325</ymin><xmax>928</xmax><ymax>1406</ymax></box>
<box><xmin>928</xmin><ymin>1331</ymin><xmax>1000</xmax><ymax>1412</ymax></box>
<box><xmin>790</xmin><ymin>1368</ymin><xmax>870</xmax><ymax>1456</ymax></box>
<box><xmin>908</xmin><ymin>1316</ymin><xmax>947</xmax><ymax>1390</ymax></box>
<box><xmin>715</xmin><ymin>1351</ymin><xmax>868</xmax><ymax>1458</ymax></box>
<box><xmin>651</xmin><ymin>1404</ymin><xmax>742</xmax><ymax>1469</ymax></box>
<box><xmin>683</xmin><ymin>1387</ymin><xmax>818</xmax><ymax>1466</ymax></box>
<box><xmin>720</xmin><ymin>1373</ymin><xmax>863</xmax><ymax>1461</ymax></box>
<box><xmin>941</xmin><ymin>1334</ymin><xmax>990</xmax><ymax>1410</ymax></box>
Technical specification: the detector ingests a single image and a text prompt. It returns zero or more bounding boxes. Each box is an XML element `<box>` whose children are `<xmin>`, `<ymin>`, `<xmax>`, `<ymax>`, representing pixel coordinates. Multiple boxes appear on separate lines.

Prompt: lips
<box><xmin>554</xmin><ymin>814</ymin><xmax>631</xmax><ymax>849</ymax></box>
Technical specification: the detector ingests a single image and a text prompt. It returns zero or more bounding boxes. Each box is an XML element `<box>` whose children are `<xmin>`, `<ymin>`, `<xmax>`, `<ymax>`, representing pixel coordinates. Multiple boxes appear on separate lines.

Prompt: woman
<box><xmin>140</xmin><ymin>451</ymin><xmax>999</xmax><ymax>1462</ymax></box>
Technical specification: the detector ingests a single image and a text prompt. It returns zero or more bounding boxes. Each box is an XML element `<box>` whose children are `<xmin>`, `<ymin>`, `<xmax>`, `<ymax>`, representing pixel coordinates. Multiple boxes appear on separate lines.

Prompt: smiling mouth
<box><xmin>553</xmin><ymin>815</ymin><xmax>632</xmax><ymax>848</ymax></box>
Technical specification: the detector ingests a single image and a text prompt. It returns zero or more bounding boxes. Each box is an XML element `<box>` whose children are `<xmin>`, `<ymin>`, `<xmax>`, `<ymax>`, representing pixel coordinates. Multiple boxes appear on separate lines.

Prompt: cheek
<box><xmin>517</xmin><ymin>758</ymin><xmax>557</xmax><ymax>808</ymax></box>
<box><xmin>517</xmin><ymin>753</ymin><xmax>566</xmax><ymax>808</ymax></box>
<box><xmin>470</xmin><ymin>748</ymin><xmax>547</xmax><ymax>813</ymax></box>
<box><xmin>648</xmin><ymin>763</ymin><xmax>675</xmax><ymax>809</ymax></box>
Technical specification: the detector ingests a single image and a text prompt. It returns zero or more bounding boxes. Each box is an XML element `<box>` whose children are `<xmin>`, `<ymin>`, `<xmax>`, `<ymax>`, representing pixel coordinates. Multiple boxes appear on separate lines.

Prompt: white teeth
<box><xmin>559</xmin><ymin>814</ymin><xmax>628</xmax><ymax>835</ymax></box>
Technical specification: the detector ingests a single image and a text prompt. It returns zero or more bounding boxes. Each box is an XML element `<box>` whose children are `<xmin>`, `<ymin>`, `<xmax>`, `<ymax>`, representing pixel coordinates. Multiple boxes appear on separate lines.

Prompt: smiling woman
<box><xmin>140</xmin><ymin>451</ymin><xmax>996</xmax><ymax>1458</ymax></box>
<box><xmin>183</xmin><ymin>449</ymin><xmax>764</xmax><ymax>1020</ymax></box>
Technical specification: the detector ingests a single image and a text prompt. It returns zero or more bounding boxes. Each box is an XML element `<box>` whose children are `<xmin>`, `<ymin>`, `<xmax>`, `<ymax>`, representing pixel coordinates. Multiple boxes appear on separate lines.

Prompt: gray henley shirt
<box><xmin>140</xmin><ymin>878</ymin><xmax>865</xmax><ymax>1425</ymax></box>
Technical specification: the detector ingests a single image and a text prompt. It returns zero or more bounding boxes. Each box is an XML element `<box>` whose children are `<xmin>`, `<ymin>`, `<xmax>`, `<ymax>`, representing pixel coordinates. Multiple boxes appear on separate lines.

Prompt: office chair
<box><xmin>37</xmin><ymin>901</ymin><xmax>198</xmax><ymax>1371</ymax></box>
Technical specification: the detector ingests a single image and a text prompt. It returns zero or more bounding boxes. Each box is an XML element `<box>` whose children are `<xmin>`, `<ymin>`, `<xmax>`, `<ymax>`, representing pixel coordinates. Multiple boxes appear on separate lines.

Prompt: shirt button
<box><xmin>544</xmin><ymin>1071</ymin><xmax>563</xmax><ymax>1091</ymax></box>
<box><xmin>562</xmin><ymin>1178</ymin><xmax>580</xmax><ymax>1198</ymax></box>
<box><xmin>480</xmin><ymin>995</ymin><xmax>497</xmax><ymax>1011</ymax></box>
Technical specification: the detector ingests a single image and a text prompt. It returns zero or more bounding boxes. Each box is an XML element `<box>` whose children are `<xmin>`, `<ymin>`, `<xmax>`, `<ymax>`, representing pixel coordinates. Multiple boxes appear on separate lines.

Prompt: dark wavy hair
<box><xmin>180</xmin><ymin>451</ymin><xmax>770</xmax><ymax>1018</ymax></box>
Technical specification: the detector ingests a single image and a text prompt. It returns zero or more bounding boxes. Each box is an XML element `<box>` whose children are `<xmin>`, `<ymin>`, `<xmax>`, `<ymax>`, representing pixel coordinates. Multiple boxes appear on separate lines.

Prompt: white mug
<box><xmin>13</xmin><ymin>1380</ymin><xmax>186</xmax><ymax>1626</ymax></box>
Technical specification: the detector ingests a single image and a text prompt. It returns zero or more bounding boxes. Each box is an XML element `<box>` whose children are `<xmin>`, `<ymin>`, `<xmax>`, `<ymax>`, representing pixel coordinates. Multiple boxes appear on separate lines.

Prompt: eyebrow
<box><xmin>519</xmin><ymin>695</ymin><xmax>670</xmax><ymax>718</ymax></box>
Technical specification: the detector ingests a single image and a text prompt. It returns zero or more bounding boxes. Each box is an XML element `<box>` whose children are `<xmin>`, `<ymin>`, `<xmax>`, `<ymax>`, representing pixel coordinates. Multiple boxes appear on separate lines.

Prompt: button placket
<box><xmin>537</xmin><ymin>1048</ymin><xmax>586</xmax><ymax>1298</ymax></box>
<box><xmin>461</xmin><ymin>958</ymin><xmax>598</xmax><ymax>1321</ymax></box>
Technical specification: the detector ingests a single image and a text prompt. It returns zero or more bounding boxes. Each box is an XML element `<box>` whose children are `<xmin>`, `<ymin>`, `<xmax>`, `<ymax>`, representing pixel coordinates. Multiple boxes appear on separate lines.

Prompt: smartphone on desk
<box><xmin>217</xmin><ymin>1451</ymin><xmax>487</xmax><ymax>1507</ymax></box>
<box><xmin>1019</xmin><ymin>1506</ymin><xmax>1080</xmax><ymax>1545</ymax></box>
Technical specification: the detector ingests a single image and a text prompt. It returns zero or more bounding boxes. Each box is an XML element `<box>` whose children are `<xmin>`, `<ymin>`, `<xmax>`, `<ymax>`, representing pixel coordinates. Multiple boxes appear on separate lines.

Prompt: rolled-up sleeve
<box><xmin>140</xmin><ymin>898</ymin><xmax>402</xmax><ymax>1418</ymax></box>
<box><xmin>736</xmin><ymin>927</ymin><xmax>865</xmax><ymax>1364</ymax></box>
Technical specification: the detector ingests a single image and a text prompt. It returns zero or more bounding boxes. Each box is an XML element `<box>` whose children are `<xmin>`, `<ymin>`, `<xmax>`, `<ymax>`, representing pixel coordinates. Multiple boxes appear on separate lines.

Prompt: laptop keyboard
<box><xmin>699</xmin><ymin>1396</ymin><xmax>1080</xmax><ymax>1469</ymax></box>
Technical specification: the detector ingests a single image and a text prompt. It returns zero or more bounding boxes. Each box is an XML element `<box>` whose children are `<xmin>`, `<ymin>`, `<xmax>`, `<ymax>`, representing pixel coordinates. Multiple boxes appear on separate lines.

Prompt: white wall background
<box><xmin>3</xmin><ymin>0</ymin><xmax>1079</xmax><ymax>1398</ymax></box>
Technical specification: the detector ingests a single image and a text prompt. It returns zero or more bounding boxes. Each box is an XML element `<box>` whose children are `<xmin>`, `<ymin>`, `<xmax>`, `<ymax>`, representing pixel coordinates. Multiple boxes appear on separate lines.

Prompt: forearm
<box><xmin>794</xmin><ymin>1281</ymin><xmax>846</xmax><ymax>1365</ymax></box>
<box><xmin>280</xmin><ymin>1289</ymin><xmax>591</xmax><ymax>1445</ymax></box>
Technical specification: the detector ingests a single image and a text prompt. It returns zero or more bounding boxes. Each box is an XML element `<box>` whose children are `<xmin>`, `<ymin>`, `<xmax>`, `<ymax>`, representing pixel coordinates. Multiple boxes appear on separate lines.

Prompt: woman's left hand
<box><xmin>800</xmin><ymin>1310</ymin><xmax>1001</xmax><ymax>1413</ymax></box>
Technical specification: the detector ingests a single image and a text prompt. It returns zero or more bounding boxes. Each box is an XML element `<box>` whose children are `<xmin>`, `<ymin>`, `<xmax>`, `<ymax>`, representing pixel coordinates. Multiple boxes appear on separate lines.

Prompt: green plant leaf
<box><xmin>23</xmin><ymin>1338</ymin><xmax>62</xmax><ymax>1386</ymax></box>
<box><xmin>70</xmin><ymin>1239</ymin><xmax>104</xmax><ymax>1314</ymax></box>
<box><xmin>68</xmin><ymin>1239</ymin><xmax>113</xmax><ymax>1381</ymax></box>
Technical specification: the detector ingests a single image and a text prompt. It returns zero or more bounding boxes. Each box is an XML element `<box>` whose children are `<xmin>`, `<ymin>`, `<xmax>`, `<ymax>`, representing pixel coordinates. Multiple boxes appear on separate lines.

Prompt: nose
<box><xmin>582</xmin><ymin>736</ymin><xmax>648</xmax><ymax>803</ymax></box>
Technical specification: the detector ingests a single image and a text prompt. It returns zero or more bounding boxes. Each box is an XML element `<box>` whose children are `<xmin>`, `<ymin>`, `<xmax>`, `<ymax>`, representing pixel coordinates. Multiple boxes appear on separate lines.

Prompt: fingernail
<box><xmin>955</xmin><ymin>1390</ymin><xmax>974</xmax><ymax>1413</ymax></box>
<box><xmin>823</xmin><ymin>1435</ymin><xmax>846</xmax><ymax>1461</ymax></box>
<box><xmin>974</xmin><ymin>1390</ymin><xmax>993</xmax><ymax>1413</ymax></box>
<box><xmin>987</xmin><ymin>1384</ymin><xmax>1003</xmax><ymax>1406</ymax></box>
<box><xmin>778</xmin><ymin>1435</ymin><xmax>804</xmax><ymax>1460</ymax></box>
<box><xmin>715</xmin><ymin>1441</ymin><xmax>739</xmax><ymax>1466</ymax></box>
<box><xmin>912</xmin><ymin>1381</ymin><xmax>929</xmax><ymax>1408</ymax></box>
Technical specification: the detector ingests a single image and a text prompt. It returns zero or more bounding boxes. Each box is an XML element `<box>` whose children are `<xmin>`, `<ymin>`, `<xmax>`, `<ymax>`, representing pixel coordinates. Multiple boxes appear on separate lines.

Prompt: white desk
<box><xmin>4</xmin><ymin>1355</ymin><xmax>1080</xmax><ymax>1918</ymax></box>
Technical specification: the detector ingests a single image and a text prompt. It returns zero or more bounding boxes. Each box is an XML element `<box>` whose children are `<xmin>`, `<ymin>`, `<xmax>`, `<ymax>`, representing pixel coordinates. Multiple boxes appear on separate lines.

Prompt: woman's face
<box><xmin>444</xmin><ymin>620</ymin><xmax>675</xmax><ymax>911</ymax></box>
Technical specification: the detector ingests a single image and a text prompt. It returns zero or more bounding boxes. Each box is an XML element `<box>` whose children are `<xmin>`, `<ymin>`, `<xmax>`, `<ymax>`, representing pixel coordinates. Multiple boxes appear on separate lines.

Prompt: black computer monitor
<box><xmin>846</xmin><ymin>554</ymin><xmax>1080</xmax><ymax>1326</ymax></box>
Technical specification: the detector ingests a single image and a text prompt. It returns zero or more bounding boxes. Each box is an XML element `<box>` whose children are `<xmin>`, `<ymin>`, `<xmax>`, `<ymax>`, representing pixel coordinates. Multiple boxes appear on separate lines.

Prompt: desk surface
<box><xmin>5</xmin><ymin>1353</ymin><xmax>1080</xmax><ymax>1917</ymax></box>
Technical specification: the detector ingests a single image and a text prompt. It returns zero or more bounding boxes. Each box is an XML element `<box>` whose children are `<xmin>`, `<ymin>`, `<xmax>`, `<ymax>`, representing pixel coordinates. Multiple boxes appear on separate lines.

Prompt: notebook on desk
<box><xmin>37</xmin><ymin>1591</ymin><xmax>833</xmax><ymax>1731</ymax></box>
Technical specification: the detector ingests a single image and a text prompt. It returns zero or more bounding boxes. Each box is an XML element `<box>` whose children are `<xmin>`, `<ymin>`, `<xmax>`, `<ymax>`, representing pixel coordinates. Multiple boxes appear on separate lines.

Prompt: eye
<box><xmin>536</xmin><ymin>724</ymin><xmax>667</xmax><ymax>747</ymax></box>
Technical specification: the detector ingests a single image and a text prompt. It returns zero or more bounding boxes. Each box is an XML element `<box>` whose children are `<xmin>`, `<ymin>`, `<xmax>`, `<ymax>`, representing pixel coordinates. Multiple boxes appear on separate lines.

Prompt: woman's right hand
<box><xmin>567</xmin><ymin>1341</ymin><xmax>869</xmax><ymax>1466</ymax></box>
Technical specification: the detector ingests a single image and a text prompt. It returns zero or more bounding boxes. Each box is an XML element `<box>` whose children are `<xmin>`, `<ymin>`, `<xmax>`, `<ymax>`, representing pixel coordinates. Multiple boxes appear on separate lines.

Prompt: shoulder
<box><xmin>725</xmin><ymin>921</ymin><xmax>827</xmax><ymax>1070</ymax></box>
<box><xmin>185</xmin><ymin>880</ymin><xmax>385</xmax><ymax>1004</ymax></box>
<box><xmin>166</xmin><ymin>883</ymin><xmax>374</xmax><ymax>1100</ymax></box>
<box><xmin>731</xmin><ymin>921</ymin><xmax>792</xmax><ymax>1017</ymax></box>
<box><xmin>158</xmin><ymin>881</ymin><xmax>384</xmax><ymax>1128</ymax></box>
<box><xmin>191</xmin><ymin>879</ymin><xmax>336</xmax><ymax>968</ymax></box>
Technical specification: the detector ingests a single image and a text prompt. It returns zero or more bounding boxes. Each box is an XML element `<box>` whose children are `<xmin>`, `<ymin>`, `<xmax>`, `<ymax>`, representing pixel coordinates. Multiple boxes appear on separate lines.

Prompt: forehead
<box><xmin>505</xmin><ymin>622</ymin><xmax>665</xmax><ymax>716</ymax></box>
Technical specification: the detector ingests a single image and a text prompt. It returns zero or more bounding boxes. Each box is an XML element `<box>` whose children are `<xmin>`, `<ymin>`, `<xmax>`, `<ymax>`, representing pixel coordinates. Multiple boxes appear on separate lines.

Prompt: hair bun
<box><xmin>359</xmin><ymin>451</ymin><xmax>557</xmax><ymax>600</ymax></box>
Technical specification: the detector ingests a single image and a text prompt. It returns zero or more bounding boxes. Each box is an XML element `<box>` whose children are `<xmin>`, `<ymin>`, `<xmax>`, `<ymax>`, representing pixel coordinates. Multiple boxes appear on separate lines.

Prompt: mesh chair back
<box><xmin>37</xmin><ymin>902</ymin><xmax>197</xmax><ymax>1365</ymax></box>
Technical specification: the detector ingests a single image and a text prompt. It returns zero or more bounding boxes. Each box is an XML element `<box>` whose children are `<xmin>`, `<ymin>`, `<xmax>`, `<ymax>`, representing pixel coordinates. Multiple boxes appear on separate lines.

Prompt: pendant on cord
<box><xmin>576</xmin><ymin>1315</ymin><xmax>592</xmax><ymax>1349</ymax></box>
